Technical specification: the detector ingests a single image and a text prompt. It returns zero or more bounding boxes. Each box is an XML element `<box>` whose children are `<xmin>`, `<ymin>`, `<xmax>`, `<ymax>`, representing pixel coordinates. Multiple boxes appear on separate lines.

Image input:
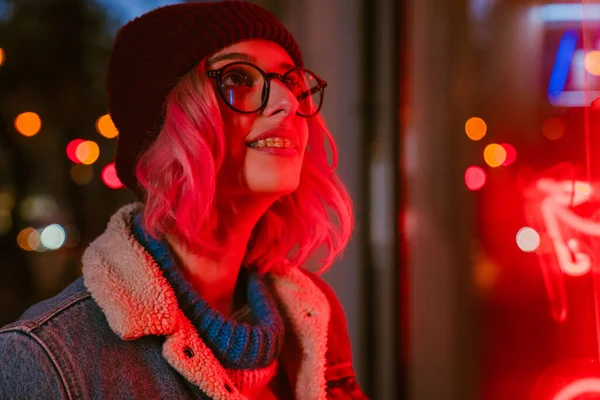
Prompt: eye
<box><xmin>285</xmin><ymin>73</ymin><xmax>301</xmax><ymax>88</ymax></box>
<box><xmin>222</xmin><ymin>69</ymin><xmax>254</xmax><ymax>87</ymax></box>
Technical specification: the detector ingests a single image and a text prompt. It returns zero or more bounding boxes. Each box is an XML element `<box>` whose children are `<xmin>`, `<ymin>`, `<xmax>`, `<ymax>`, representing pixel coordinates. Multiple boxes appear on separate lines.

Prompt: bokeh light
<box><xmin>75</xmin><ymin>140</ymin><xmax>100</xmax><ymax>165</ymax></box>
<box><xmin>553</xmin><ymin>378</ymin><xmax>600</xmax><ymax>400</ymax></box>
<box><xmin>16</xmin><ymin>227</ymin><xmax>36</xmax><ymax>251</ymax></box>
<box><xmin>0</xmin><ymin>209</ymin><xmax>12</xmax><ymax>235</ymax></box>
<box><xmin>585</xmin><ymin>50</ymin><xmax>600</xmax><ymax>76</ymax></box>
<box><xmin>516</xmin><ymin>227</ymin><xmax>540</xmax><ymax>252</ymax></box>
<box><xmin>465</xmin><ymin>117</ymin><xmax>487</xmax><ymax>141</ymax></box>
<box><xmin>0</xmin><ymin>48</ymin><xmax>5</xmax><ymax>67</ymax></box>
<box><xmin>465</xmin><ymin>166</ymin><xmax>487</xmax><ymax>191</ymax></box>
<box><xmin>101</xmin><ymin>162</ymin><xmax>123</xmax><ymax>189</ymax></box>
<box><xmin>542</xmin><ymin>117</ymin><xmax>566</xmax><ymax>140</ymax></box>
<box><xmin>16</xmin><ymin>227</ymin><xmax>44</xmax><ymax>252</ymax></box>
<box><xmin>40</xmin><ymin>224</ymin><xmax>66</xmax><ymax>250</ymax></box>
<box><xmin>31</xmin><ymin>229</ymin><xmax>46</xmax><ymax>252</ymax></box>
<box><xmin>532</xmin><ymin>359</ymin><xmax>600</xmax><ymax>400</ymax></box>
<box><xmin>19</xmin><ymin>194</ymin><xmax>58</xmax><ymax>221</ymax></box>
<box><xmin>66</xmin><ymin>139</ymin><xmax>85</xmax><ymax>163</ymax></box>
<box><xmin>473</xmin><ymin>251</ymin><xmax>499</xmax><ymax>295</ymax></box>
<box><xmin>483</xmin><ymin>143</ymin><xmax>507</xmax><ymax>167</ymax></box>
<box><xmin>14</xmin><ymin>112</ymin><xmax>42</xmax><ymax>137</ymax></box>
<box><xmin>70</xmin><ymin>164</ymin><xmax>93</xmax><ymax>185</ymax></box>
<box><xmin>0</xmin><ymin>190</ymin><xmax>15</xmax><ymax>210</ymax></box>
<box><xmin>501</xmin><ymin>143</ymin><xmax>517</xmax><ymax>166</ymax></box>
<box><xmin>96</xmin><ymin>114</ymin><xmax>119</xmax><ymax>139</ymax></box>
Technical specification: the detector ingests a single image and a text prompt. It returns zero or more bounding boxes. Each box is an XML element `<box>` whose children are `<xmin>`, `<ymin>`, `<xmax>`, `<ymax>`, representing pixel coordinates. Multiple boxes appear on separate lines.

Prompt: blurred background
<box><xmin>4</xmin><ymin>0</ymin><xmax>600</xmax><ymax>399</ymax></box>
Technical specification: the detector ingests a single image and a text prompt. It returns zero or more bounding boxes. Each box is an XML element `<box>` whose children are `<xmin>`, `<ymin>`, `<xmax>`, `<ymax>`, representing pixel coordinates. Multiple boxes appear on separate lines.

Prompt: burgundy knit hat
<box><xmin>107</xmin><ymin>1</ymin><xmax>303</xmax><ymax>197</ymax></box>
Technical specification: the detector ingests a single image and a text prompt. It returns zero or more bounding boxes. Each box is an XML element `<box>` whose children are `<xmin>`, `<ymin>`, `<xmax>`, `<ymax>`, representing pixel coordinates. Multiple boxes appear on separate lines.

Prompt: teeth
<box><xmin>248</xmin><ymin>137</ymin><xmax>294</xmax><ymax>149</ymax></box>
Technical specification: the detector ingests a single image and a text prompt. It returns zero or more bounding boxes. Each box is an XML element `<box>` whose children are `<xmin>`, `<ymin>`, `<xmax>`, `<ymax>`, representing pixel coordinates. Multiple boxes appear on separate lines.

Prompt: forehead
<box><xmin>207</xmin><ymin>39</ymin><xmax>295</xmax><ymax>70</ymax></box>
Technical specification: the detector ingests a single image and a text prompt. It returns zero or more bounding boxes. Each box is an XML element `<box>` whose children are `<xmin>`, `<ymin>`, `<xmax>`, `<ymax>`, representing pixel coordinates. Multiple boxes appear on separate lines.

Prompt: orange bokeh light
<box><xmin>483</xmin><ymin>143</ymin><xmax>507</xmax><ymax>167</ymax></box>
<box><xmin>585</xmin><ymin>50</ymin><xmax>600</xmax><ymax>76</ymax></box>
<box><xmin>75</xmin><ymin>141</ymin><xmax>100</xmax><ymax>165</ymax></box>
<box><xmin>96</xmin><ymin>114</ymin><xmax>119</xmax><ymax>139</ymax></box>
<box><xmin>70</xmin><ymin>164</ymin><xmax>93</xmax><ymax>185</ymax></box>
<box><xmin>14</xmin><ymin>112</ymin><xmax>42</xmax><ymax>137</ymax></box>
<box><xmin>16</xmin><ymin>227</ymin><xmax>36</xmax><ymax>251</ymax></box>
<box><xmin>465</xmin><ymin>117</ymin><xmax>487</xmax><ymax>141</ymax></box>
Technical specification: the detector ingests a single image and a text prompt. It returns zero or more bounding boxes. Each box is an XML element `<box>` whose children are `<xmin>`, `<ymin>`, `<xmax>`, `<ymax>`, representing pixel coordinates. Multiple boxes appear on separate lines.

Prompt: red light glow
<box><xmin>526</xmin><ymin>176</ymin><xmax>598</xmax><ymax>322</ymax></box>
<box><xmin>66</xmin><ymin>139</ymin><xmax>85</xmax><ymax>164</ymax></box>
<box><xmin>465</xmin><ymin>166</ymin><xmax>486</xmax><ymax>191</ymax></box>
<box><xmin>553</xmin><ymin>378</ymin><xmax>600</xmax><ymax>400</ymax></box>
<box><xmin>532</xmin><ymin>359</ymin><xmax>600</xmax><ymax>400</ymax></box>
<box><xmin>102</xmin><ymin>163</ymin><xmax>123</xmax><ymax>189</ymax></box>
<box><xmin>501</xmin><ymin>143</ymin><xmax>517</xmax><ymax>166</ymax></box>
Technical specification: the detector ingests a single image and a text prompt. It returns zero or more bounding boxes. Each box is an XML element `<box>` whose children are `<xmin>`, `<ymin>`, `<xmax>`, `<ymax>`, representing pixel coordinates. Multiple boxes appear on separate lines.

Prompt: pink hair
<box><xmin>136</xmin><ymin>62</ymin><xmax>353</xmax><ymax>274</ymax></box>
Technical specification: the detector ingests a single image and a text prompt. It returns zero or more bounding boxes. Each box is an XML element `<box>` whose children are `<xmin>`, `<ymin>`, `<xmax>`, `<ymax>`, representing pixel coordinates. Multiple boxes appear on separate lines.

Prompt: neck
<box><xmin>166</xmin><ymin>194</ymin><xmax>277</xmax><ymax>316</ymax></box>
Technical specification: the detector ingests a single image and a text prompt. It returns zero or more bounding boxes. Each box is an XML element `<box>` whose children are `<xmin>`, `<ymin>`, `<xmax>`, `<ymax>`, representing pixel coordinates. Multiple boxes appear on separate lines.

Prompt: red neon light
<box><xmin>526</xmin><ymin>177</ymin><xmax>596</xmax><ymax>323</ymax></box>
<box><xmin>536</xmin><ymin>179</ymin><xmax>593</xmax><ymax>277</ymax></box>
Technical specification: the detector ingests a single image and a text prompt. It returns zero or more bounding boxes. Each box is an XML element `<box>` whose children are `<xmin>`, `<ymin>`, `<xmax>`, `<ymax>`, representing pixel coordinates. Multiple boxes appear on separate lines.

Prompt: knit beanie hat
<box><xmin>106</xmin><ymin>1</ymin><xmax>303</xmax><ymax>197</ymax></box>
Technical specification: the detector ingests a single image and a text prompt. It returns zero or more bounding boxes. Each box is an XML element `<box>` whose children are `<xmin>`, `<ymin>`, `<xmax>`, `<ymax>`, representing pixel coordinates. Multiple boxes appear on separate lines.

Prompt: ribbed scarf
<box><xmin>131</xmin><ymin>214</ymin><xmax>285</xmax><ymax>371</ymax></box>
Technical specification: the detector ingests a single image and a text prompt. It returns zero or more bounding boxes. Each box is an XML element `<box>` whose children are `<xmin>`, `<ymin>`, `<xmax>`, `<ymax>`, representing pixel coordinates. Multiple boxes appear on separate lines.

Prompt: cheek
<box><xmin>219</xmin><ymin>102</ymin><xmax>253</xmax><ymax>149</ymax></box>
<box><xmin>297</xmin><ymin>119</ymin><xmax>310</xmax><ymax>151</ymax></box>
<box><xmin>217</xmin><ymin>101</ymin><xmax>255</xmax><ymax>182</ymax></box>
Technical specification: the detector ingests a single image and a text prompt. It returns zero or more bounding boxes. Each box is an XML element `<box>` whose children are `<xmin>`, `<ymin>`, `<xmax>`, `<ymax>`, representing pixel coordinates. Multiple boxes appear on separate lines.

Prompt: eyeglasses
<box><xmin>207</xmin><ymin>62</ymin><xmax>327</xmax><ymax>117</ymax></box>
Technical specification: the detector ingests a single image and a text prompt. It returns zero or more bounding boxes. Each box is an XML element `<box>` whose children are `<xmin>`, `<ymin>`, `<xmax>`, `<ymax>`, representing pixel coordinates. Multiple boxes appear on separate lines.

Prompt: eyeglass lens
<box><xmin>218</xmin><ymin>64</ymin><xmax>322</xmax><ymax>116</ymax></box>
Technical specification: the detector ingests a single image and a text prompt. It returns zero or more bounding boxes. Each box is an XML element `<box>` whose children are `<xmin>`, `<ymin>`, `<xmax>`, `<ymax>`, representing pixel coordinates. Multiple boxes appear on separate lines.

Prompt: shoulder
<box><xmin>0</xmin><ymin>277</ymin><xmax>106</xmax><ymax>342</ymax></box>
<box><xmin>1</xmin><ymin>278</ymin><xmax>91</xmax><ymax>334</ymax></box>
<box><xmin>0</xmin><ymin>276</ymin><xmax>137</xmax><ymax>359</ymax></box>
<box><xmin>0</xmin><ymin>278</ymin><xmax>94</xmax><ymax>399</ymax></box>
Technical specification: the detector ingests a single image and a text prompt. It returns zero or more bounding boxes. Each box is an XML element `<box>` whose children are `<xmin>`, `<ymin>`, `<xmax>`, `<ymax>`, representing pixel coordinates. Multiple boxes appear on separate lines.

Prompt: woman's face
<box><xmin>207</xmin><ymin>39</ymin><xmax>309</xmax><ymax>198</ymax></box>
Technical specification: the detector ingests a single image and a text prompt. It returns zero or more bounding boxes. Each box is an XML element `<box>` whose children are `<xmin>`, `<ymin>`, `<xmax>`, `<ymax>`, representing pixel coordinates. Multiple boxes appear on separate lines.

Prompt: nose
<box><xmin>262</xmin><ymin>79</ymin><xmax>299</xmax><ymax>118</ymax></box>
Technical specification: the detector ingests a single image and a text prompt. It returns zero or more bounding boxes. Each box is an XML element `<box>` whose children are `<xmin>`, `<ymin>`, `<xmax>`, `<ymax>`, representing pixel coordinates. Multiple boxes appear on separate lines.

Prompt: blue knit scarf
<box><xmin>132</xmin><ymin>214</ymin><xmax>284</xmax><ymax>370</ymax></box>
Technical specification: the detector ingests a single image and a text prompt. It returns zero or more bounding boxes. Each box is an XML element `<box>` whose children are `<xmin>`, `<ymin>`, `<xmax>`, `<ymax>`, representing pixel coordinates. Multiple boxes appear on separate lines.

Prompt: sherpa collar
<box><xmin>81</xmin><ymin>204</ymin><xmax>330</xmax><ymax>400</ymax></box>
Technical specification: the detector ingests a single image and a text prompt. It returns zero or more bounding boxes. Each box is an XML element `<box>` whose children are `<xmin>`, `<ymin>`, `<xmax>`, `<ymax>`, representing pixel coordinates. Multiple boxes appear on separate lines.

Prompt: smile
<box><xmin>247</xmin><ymin>137</ymin><xmax>295</xmax><ymax>149</ymax></box>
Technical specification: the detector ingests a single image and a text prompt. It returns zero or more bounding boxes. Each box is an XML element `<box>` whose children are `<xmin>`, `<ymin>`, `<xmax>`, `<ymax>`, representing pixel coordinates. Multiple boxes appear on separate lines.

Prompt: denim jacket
<box><xmin>0</xmin><ymin>204</ymin><xmax>367</xmax><ymax>399</ymax></box>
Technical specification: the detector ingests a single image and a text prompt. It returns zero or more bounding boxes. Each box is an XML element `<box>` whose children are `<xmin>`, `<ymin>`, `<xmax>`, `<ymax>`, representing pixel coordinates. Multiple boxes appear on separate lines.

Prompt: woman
<box><xmin>0</xmin><ymin>2</ymin><xmax>366</xmax><ymax>399</ymax></box>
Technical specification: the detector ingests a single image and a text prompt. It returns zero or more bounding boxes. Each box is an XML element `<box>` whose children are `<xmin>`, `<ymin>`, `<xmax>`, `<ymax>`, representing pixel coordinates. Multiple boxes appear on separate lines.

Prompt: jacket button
<box><xmin>183</xmin><ymin>347</ymin><xmax>194</xmax><ymax>358</ymax></box>
<box><xmin>224</xmin><ymin>383</ymin><xmax>233</xmax><ymax>393</ymax></box>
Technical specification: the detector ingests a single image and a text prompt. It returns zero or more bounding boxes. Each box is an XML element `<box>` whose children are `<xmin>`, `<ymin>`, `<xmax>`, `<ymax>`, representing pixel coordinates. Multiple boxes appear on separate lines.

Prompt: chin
<box><xmin>243</xmin><ymin>162</ymin><xmax>302</xmax><ymax>195</ymax></box>
<box><xmin>246</xmin><ymin>179</ymin><xmax>300</xmax><ymax>195</ymax></box>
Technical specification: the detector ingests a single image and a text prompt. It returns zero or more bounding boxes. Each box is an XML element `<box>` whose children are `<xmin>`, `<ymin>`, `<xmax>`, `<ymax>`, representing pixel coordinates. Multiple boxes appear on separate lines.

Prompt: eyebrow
<box><xmin>206</xmin><ymin>52</ymin><xmax>296</xmax><ymax>70</ymax></box>
<box><xmin>207</xmin><ymin>52</ymin><xmax>255</xmax><ymax>67</ymax></box>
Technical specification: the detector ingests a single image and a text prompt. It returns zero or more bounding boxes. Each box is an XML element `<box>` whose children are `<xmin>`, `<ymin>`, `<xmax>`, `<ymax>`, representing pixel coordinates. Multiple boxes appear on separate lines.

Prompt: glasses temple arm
<box><xmin>296</xmin><ymin>83</ymin><xmax>326</xmax><ymax>101</ymax></box>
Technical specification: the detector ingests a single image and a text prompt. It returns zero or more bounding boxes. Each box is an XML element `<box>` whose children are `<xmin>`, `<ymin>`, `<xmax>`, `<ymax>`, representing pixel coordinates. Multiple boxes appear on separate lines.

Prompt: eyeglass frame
<box><xmin>206</xmin><ymin>61</ymin><xmax>328</xmax><ymax>117</ymax></box>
